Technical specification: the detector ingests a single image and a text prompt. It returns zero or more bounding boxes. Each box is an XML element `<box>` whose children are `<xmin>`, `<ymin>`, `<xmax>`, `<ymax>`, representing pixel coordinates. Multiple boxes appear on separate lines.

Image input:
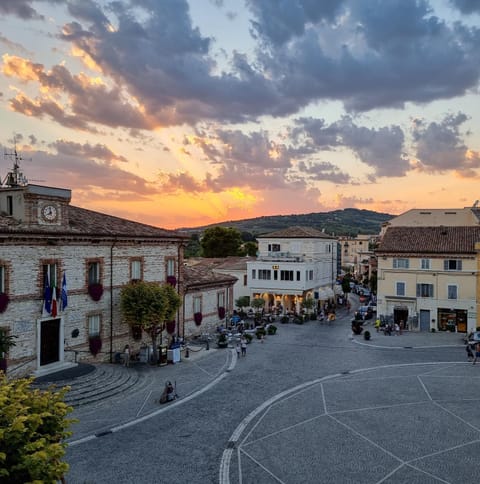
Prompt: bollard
<box><xmin>185</xmin><ymin>346</ymin><xmax>190</xmax><ymax>358</ymax></box>
<box><xmin>206</xmin><ymin>339</ymin><xmax>210</xmax><ymax>351</ymax></box>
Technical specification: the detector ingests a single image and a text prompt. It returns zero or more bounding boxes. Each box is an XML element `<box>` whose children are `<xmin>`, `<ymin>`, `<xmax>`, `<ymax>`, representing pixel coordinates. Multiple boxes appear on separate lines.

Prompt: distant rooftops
<box><xmin>258</xmin><ymin>226</ymin><xmax>336</xmax><ymax>239</ymax></box>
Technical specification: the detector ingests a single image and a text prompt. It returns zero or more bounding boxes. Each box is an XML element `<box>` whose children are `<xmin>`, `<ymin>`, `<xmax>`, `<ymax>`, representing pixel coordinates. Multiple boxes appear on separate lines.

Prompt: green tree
<box><xmin>200</xmin><ymin>227</ymin><xmax>243</xmax><ymax>257</ymax></box>
<box><xmin>251</xmin><ymin>297</ymin><xmax>265</xmax><ymax>314</ymax></box>
<box><xmin>235</xmin><ymin>296</ymin><xmax>250</xmax><ymax>313</ymax></box>
<box><xmin>0</xmin><ymin>374</ymin><xmax>75</xmax><ymax>483</ymax></box>
<box><xmin>184</xmin><ymin>234</ymin><xmax>201</xmax><ymax>258</ymax></box>
<box><xmin>301</xmin><ymin>296</ymin><xmax>316</xmax><ymax>315</ymax></box>
<box><xmin>120</xmin><ymin>282</ymin><xmax>182</xmax><ymax>363</ymax></box>
<box><xmin>341</xmin><ymin>274</ymin><xmax>352</xmax><ymax>296</ymax></box>
<box><xmin>241</xmin><ymin>241</ymin><xmax>257</xmax><ymax>256</ymax></box>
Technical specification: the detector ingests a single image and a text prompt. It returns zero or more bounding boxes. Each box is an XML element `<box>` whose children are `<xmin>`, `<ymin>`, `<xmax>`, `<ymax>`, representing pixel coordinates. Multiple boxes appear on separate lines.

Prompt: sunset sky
<box><xmin>1</xmin><ymin>0</ymin><xmax>480</xmax><ymax>229</ymax></box>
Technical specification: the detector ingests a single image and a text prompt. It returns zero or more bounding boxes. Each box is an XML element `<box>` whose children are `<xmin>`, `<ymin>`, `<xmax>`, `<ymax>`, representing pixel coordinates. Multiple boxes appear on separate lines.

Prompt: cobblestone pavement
<box><xmin>65</xmin><ymin>302</ymin><xmax>477</xmax><ymax>484</ymax></box>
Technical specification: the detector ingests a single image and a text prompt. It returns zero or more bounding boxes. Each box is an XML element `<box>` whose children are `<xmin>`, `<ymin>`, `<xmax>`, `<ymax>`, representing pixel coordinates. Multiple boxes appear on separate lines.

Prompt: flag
<box><xmin>51</xmin><ymin>282</ymin><xmax>58</xmax><ymax>318</ymax></box>
<box><xmin>43</xmin><ymin>270</ymin><xmax>52</xmax><ymax>315</ymax></box>
<box><xmin>61</xmin><ymin>272</ymin><xmax>68</xmax><ymax>310</ymax></box>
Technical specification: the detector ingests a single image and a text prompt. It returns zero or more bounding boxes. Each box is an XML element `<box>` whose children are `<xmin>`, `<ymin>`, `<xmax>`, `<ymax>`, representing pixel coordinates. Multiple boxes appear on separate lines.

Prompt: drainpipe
<box><xmin>109</xmin><ymin>239</ymin><xmax>117</xmax><ymax>363</ymax></box>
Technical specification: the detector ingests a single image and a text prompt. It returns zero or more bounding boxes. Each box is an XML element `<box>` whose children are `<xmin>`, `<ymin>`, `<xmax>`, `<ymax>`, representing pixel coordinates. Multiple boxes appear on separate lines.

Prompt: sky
<box><xmin>1</xmin><ymin>0</ymin><xmax>480</xmax><ymax>230</ymax></box>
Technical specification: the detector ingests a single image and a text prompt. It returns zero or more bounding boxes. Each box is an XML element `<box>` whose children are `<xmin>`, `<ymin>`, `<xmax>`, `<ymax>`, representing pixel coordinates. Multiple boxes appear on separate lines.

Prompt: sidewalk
<box><xmin>66</xmin><ymin>344</ymin><xmax>234</xmax><ymax>445</ymax></box>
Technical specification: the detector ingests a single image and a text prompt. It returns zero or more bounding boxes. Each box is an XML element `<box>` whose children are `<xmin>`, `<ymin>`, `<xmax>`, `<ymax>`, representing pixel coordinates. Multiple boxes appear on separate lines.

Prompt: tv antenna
<box><xmin>3</xmin><ymin>136</ymin><xmax>30</xmax><ymax>187</ymax></box>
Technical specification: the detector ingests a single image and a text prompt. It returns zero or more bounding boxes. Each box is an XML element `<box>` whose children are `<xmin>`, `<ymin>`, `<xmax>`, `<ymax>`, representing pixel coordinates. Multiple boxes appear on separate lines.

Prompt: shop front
<box><xmin>437</xmin><ymin>308</ymin><xmax>467</xmax><ymax>333</ymax></box>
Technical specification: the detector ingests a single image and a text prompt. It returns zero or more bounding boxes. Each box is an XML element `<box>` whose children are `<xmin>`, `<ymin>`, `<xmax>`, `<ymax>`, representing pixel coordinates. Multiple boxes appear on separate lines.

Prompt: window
<box><xmin>447</xmin><ymin>285</ymin><xmax>458</xmax><ymax>300</ymax></box>
<box><xmin>268</xmin><ymin>244</ymin><xmax>280</xmax><ymax>252</ymax></box>
<box><xmin>444</xmin><ymin>259</ymin><xmax>462</xmax><ymax>271</ymax></box>
<box><xmin>166</xmin><ymin>258</ymin><xmax>175</xmax><ymax>277</ymax></box>
<box><xmin>280</xmin><ymin>270</ymin><xmax>294</xmax><ymax>281</ymax></box>
<box><xmin>217</xmin><ymin>291</ymin><xmax>225</xmax><ymax>308</ymax></box>
<box><xmin>259</xmin><ymin>270</ymin><xmax>271</xmax><ymax>280</ymax></box>
<box><xmin>296</xmin><ymin>271</ymin><xmax>301</xmax><ymax>281</ymax></box>
<box><xmin>131</xmin><ymin>259</ymin><xmax>142</xmax><ymax>281</ymax></box>
<box><xmin>88</xmin><ymin>314</ymin><xmax>101</xmax><ymax>336</ymax></box>
<box><xmin>88</xmin><ymin>261</ymin><xmax>100</xmax><ymax>284</ymax></box>
<box><xmin>252</xmin><ymin>269</ymin><xmax>256</xmax><ymax>279</ymax></box>
<box><xmin>393</xmin><ymin>258</ymin><xmax>409</xmax><ymax>269</ymax></box>
<box><xmin>416</xmin><ymin>283</ymin><xmax>434</xmax><ymax>297</ymax></box>
<box><xmin>43</xmin><ymin>263</ymin><xmax>57</xmax><ymax>288</ymax></box>
<box><xmin>396</xmin><ymin>282</ymin><xmax>405</xmax><ymax>296</ymax></box>
<box><xmin>420</xmin><ymin>259</ymin><xmax>430</xmax><ymax>270</ymax></box>
<box><xmin>309</xmin><ymin>270</ymin><xmax>314</xmax><ymax>280</ymax></box>
<box><xmin>243</xmin><ymin>274</ymin><xmax>247</xmax><ymax>286</ymax></box>
<box><xmin>273</xmin><ymin>270</ymin><xmax>278</xmax><ymax>280</ymax></box>
<box><xmin>193</xmin><ymin>296</ymin><xmax>202</xmax><ymax>314</ymax></box>
<box><xmin>6</xmin><ymin>196</ymin><xmax>13</xmax><ymax>216</ymax></box>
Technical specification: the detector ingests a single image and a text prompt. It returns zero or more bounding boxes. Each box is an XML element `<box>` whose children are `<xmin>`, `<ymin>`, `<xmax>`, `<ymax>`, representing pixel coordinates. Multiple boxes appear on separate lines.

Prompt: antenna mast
<box><xmin>3</xmin><ymin>136</ymin><xmax>28</xmax><ymax>187</ymax></box>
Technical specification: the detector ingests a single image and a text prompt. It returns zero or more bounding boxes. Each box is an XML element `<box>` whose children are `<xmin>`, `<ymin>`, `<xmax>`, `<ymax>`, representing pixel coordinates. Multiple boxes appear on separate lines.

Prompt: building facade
<box><xmin>0</xmin><ymin>182</ymin><xmax>189</xmax><ymax>376</ymax></box>
<box><xmin>247</xmin><ymin>227</ymin><xmax>338</xmax><ymax>313</ymax></box>
<box><xmin>376</xmin><ymin>226</ymin><xmax>479</xmax><ymax>333</ymax></box>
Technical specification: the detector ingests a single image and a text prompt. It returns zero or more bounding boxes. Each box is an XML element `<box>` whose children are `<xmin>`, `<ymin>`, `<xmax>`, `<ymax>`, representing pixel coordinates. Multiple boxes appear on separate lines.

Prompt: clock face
<box><xmin>42</xmin><ymin>204</ymin><xmax>58</xmax><ymax>221</ymax></box>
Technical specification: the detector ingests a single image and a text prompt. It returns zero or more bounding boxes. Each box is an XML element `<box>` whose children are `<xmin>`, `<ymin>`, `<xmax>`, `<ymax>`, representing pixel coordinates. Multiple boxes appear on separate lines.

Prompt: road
<box><xmin>65</xmin><ymin>307</ymin><xmax>475</xmax><ymax>484</ymax></box>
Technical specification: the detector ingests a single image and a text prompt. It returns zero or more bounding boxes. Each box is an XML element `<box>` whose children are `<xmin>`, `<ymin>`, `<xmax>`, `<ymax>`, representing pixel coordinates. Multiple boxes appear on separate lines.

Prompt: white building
<box><xmin>247</xmin><ymin>227</ymin><xmax>338</xmax><ymax>313</ymax></box>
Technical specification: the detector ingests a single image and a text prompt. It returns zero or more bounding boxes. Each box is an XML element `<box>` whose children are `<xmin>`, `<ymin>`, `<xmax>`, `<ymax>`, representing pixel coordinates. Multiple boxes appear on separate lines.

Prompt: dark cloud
<box><xmin>292</xmin><ymin>116</ymin><xmax>409</xmax><ymax>177</ymax></box>
<box><xmin>3</xmin><ymin>56</ymin><xmax>151</xmax><ymax>131</ymax></box>
<box><xmin>247</xmin><ymin>0</ymin><xmax>345</xmax><ymax>46</ymax></box>
<box><xmin>449</xmin><ymin>0</ymin><xmax>480</xmax><ymax>14</ymax></box>
<box><xmin>50</xmin><ymin>140</ymin><xmax>128</xmax><ymax>163</ymax></box>
<box><xmin>0</xmin><ymin>0</ymin><xmax>63</xmax><ymax>20</ymax></box>
<box><xmin>412</xmin><ymin>112</ymin><xmax>480</xmax><ymax>173</ymax></box>
<box><xmin>296</xmin><ymin>161</ymin><xmax>352</xmax><ymax>184</ymax></box>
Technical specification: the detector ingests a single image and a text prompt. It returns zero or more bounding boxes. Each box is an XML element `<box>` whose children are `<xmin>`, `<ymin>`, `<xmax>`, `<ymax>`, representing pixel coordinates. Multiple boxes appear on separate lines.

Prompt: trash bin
<box><xmin>167</xmin><ymin>347</ymin><xmax>181</xmax><ymax>363</ymax></box>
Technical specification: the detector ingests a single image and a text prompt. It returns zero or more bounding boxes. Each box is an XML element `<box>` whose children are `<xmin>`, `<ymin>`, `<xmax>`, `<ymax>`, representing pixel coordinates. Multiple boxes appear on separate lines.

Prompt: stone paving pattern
<box><xmin>56</xmin><ymin>299</ymin><xmax>480</xmax><ymax>483</ymax></box>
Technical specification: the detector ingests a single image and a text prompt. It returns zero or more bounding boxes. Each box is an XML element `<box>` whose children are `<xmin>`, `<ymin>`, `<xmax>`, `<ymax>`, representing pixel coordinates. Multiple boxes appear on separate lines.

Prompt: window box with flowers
<box><xmin>0</xmin><ymin>293</ymin><xmax>9</xmax><ymax>313</ymax></box>
<box><xmin>166</xmin><ymin>276</ymin><xmax>177</xmax><ymax>287</ymax></box>
<box><xmin>88</xmin><ymin>335</ymin><xmax>102</xmax><ymax>356</ymax></box>
<box><xmin>194</xmin><ymin>312</ymin><xmax>203</xmax><ymax>326</ymax></box>
<box><xmin>88</xmin><ymin>283</ymin><xmax>104</xmax><ymax>301</ymax></box>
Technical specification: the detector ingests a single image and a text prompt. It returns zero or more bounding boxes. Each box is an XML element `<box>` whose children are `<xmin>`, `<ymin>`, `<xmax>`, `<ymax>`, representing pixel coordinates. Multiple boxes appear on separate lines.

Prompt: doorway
<box><xmin>40</xmin><ymin>319</ymin><xmax>60</xmax><ymax>366</ymax></box>
<box><xmin>394</xmin><ymin>307</ymin><xmax>408</xmax><ymax>327</ymax></box>
<box><xmin>419</xmin><ymin>310</ymin><xmax>430</xmax><ymax>332</ymax></box>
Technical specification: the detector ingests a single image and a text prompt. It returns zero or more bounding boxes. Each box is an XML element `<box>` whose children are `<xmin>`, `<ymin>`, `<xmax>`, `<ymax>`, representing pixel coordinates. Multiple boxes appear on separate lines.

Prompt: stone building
<box><xmin>0</xmin><ymin>181</ymin><xmax>189</xmax><ymax>376</ymax></box>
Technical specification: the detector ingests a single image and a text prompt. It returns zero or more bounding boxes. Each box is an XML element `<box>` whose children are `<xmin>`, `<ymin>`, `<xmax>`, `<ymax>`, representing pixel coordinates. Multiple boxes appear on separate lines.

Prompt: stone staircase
<box><xmin>33</xmin><ymin>363</ymin><xmax>143</xmax><ymax>408</ymax></box>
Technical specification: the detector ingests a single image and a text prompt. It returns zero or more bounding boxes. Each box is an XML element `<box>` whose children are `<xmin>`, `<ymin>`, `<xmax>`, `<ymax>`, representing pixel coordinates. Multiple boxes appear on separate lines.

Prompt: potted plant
<box><xmin>88</xmin><ymin>335</ymin><xmax>102</xmax><ymax>356</ymax></box>
<box><xmin>267</xmin><ymin>324</ymin><xmax>277</xmax><ymax>335</ymax></box>
<box><xmin>166</xmin><ymin>275</ymin><xmax>177</xmax><ymax>287</ymax></box>
<box><xmin>194</xmin><ymin>312</ymin><xmax>203</xmax><ymax>326</ymax></box>
<box><xmin>280</xmin><ymin>315</ymin><xmax>289</xmax><ymax>324</ymax></box>
<box><xmin>0</xmin><ymin>293</ymin><xmax>9</xmax><ymax>313</ymax></box>
<box><xmin>243</xmin><ymin>333</ymin><xmax>253</xmax><ymax>344</ymax></box>
<box><xmin>256</xmin><ymin>327</ymin><xmax>266</xmax><ymax>339</ymax></box>
<box><xmin>88</xmin><ymin>283</ymin><xmax>104</xmax><ymax>301</ymax></box>
<box><xmin>217</xmin><ymin>333</ymin><xmax>228</xmax><ymax>348</ymax></box>
<box><xmin>0</xmin><ymin>329</ymin><xmax>17</xmax><ymax>373</ymax></box>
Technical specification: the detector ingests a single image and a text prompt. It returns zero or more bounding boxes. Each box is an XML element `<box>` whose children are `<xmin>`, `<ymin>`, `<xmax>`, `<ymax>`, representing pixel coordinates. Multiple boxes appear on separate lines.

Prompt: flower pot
<box><xmin>194</xmin><ymin>312</ymin><xmax>203</xmax><ymax>326</ymax></box>
<box><xmin>0</xmin><ymin>293</ymin><xmax>9</xmax><ymax>313</ymax></box>
<box><xmin>89</xmin><ymin>335</ymin><xmax>102</xmax><ymax>356</ymax></box>
<box><xmin>88</xmin><ymin>283</ymin><xmax>103</xmax><ymax>301</ymax></box>
<box><xmin>166</xmin><ymin>275</ymin><xmax>177</xmax><ymax>287</ymax></box>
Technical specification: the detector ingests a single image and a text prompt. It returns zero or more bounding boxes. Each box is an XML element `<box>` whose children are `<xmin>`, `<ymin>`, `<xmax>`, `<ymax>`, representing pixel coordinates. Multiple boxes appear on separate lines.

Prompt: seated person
<box><xmin>160</xmin><ymin>381</ymin><xmax>176</xmax><ymax>403</ymax></box>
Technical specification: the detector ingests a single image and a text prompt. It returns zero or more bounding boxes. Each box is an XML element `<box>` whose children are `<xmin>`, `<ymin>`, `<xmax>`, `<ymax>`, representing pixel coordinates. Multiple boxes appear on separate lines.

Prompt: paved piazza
<box><xmin>224</xmin><ymin>362</ymin><xmax>480</xmax><ymax>483</ymax></box>
<box><xmin>65</xmin><ymin>304</ymin><xmax>480</xmax><ymax>484</ymax></box>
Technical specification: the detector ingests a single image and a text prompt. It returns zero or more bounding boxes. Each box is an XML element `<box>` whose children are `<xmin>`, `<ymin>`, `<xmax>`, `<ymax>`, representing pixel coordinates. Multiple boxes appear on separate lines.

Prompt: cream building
<box><xmin>376</xmin><ymin>226</ymin><xmax>479</xmax><ymax>333</ymax></box>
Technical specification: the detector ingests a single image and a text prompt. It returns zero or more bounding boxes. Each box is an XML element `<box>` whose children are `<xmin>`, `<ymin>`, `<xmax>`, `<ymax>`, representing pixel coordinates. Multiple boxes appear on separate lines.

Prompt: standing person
<box><xmin>236</xmin><ymin>342</ymin><xmax>241</xmax><ymax>358</ymax></box>
<box><xmin>240</xmin><ymin>337</ymin><xmax>247</xmax><ymax>357</ymax></box>
<box><xmin>124</xmin><ymin>344</ymin><xmax>130</xmax><ymax>367</ymax></box>
<box><xmin>473</xmin><ymin>342</ymin><xmax>480</xmax><ymax>365</ymax></box>
<box><xmin>466</xmin><ymin>343</ymin><xmax>474</xmax><ymax>362</ymax></box>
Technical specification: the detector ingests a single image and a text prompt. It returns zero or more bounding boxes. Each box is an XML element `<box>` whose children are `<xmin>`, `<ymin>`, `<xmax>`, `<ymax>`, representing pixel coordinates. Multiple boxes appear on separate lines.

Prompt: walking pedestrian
<box><xmin>466</xmin><ymin>344</ymin><xmax>474</xmax><ymax>362</ymax></box>
<box><xmin>472</xmin><ymin>342</ymin><xmax>480</xmax><ymax>365</ymax></box>
<box><xmin>240</xmin><ymin>337</ymin><xmax>247</xmax><ymax>357</ymax></box>
<box><xmin>236</xmin><ymin>342</ymin><xmax>241</xmax><ymax>358</ymax></box>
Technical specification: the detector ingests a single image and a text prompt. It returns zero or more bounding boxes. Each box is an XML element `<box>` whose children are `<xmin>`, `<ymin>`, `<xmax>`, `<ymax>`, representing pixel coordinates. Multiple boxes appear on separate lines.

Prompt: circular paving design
<box><xmin>222</xmin><ymin>362</ymin><xmax>480</xmax><ymax>484</ymax></box>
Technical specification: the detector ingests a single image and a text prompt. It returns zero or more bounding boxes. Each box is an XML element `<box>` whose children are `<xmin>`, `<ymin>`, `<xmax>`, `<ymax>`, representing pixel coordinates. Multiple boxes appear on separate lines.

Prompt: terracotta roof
<box><xmin>376</xmin><ymin>226</ymin><xmax>480</xmax><ymax>255</ymax></box>
<box><xmin>186</xmin><ymin>256</ymin><xmax>252</xmax><ymax>271</ymax></box>
<box><xmin>0</xmin><ymin>205</ymin><xmax>188</xmax><ymax>240</ymax></box>
<box><xmin>258</xmin><ymin>226</ymin><xmax>335</xmax><ymax>239</ymax></box>
<box><xmin>183</xmin><ymin>265</ymin><xmax>237</xmax><ymax>289</ymax></box>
